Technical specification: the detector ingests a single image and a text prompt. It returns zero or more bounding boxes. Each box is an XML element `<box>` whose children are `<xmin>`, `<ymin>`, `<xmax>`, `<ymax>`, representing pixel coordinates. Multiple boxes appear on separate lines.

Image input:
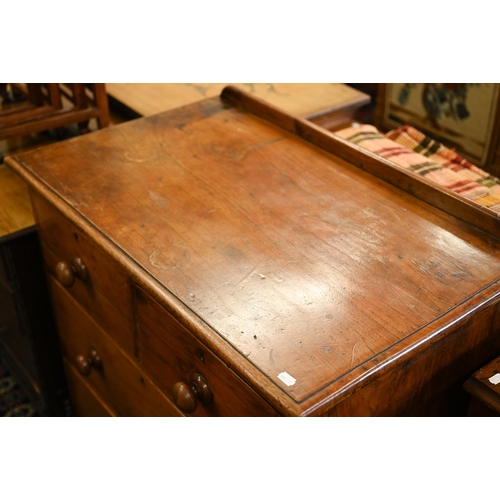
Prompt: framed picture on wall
<box><xmin>376</xmin><ymin>83</ymin><xmax>500</xmax><ymax>168</ymax></box>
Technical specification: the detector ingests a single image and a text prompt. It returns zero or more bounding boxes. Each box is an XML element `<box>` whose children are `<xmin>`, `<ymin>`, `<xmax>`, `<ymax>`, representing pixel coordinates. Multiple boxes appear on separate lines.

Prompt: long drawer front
<box><xmin>136</xmin><ymin>287</ymin><xmax>279</xmax><ymax>416</ymax></box>
<box><xmin>48</xmin><ymin>278</ymin><xmax>183</xmax><ymax>417</ymax></box>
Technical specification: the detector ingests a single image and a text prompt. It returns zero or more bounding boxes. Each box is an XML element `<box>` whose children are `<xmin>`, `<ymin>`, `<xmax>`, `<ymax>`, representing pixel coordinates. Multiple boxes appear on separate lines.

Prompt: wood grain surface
<box><xmin>7</xmin><ymin>90</ymin><xmax>500</xmax><ymax>415</ymax></box>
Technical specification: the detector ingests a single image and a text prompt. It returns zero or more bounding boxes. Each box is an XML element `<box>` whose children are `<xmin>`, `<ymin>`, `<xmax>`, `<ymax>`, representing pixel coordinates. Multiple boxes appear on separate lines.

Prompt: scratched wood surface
<box><xmin>106</xmin><ymin>83</ymin><xmax>369</xmax><ymax>120</ymax></box>
<box><xmin>8</xmin><ymin>93</ymin><xmax>500</xmax><ymax>409</ymax></box>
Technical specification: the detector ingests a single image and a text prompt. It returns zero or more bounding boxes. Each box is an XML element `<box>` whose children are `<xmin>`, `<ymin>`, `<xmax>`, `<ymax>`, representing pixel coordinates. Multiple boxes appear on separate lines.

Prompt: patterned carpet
<box><xmin>0</xmin><ymin>360</ymin><xmax>39</xmax><ymax>417</ymax></box>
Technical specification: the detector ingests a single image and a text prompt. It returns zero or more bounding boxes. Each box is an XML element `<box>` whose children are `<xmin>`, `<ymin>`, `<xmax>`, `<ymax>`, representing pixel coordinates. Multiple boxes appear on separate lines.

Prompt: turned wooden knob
<box><xmin>88</xmin><ymin>348</ymin><xmax>102</xmax><ymax>370</ymax></box>
<box><xmin>75</xmin><ymin>354</ymin><xmax>91</xmax><ymax>376</ymax></box>
<box><xmin>191</xmin><ymin>372</ymin><xmax>213</xmax><ymax>405</ymax></box>
<box><xmin>55</xmin><ymin>261</ymin><xmax>75</xmax><ymax>287</ymax></box>
<box><xmin>75</xmin><ymin>348</ymin><xmax>102</xmax><ymax>377</ymax></box>
<box><xmin>55</xmin><ymin>257</ymin><xmax>88</xmax><ymax>288</ymax></box>
<box><xmin>172</xmin><ymin>382</ymin><xmax>198</xmax><ymax>413</ymax></box>
<box><xmin>172</xmin><ymin>373</ymin><xmax>213</xmax><ymax>413</ymax></box>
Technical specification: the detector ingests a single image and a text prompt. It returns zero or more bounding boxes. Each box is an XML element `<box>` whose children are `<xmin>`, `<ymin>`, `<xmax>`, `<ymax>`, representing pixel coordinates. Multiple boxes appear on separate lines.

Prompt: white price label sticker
<box><xmin>488</xmin><ymin>373</ymin><xmax>500</xmax><ymax>385</ymax></box>
<box><xmin>278</xmin><ymin>371</ymin><xmax>296</xmax><ymax>386</ymax></box>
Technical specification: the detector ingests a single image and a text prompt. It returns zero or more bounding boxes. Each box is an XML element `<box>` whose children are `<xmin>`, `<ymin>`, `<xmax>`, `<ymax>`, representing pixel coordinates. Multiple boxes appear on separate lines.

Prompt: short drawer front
<box><xmin>136</xmin><ymin>287</ymin><xmax>279</xmax><ymax>416</ymax></box>
<box><xmin>31</xmin><ymin>192</ymin><xmax>135</xmax><ymax>355</ymax></box>
<box><xmin>49</xmin><ymin>278</ymin><xmax>183</xmax><ymax>417</ymax></box>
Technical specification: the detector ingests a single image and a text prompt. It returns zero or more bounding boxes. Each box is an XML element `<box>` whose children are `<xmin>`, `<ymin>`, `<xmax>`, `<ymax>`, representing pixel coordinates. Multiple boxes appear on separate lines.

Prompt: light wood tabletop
<box><xmin>106</xmin><ymin>83</ymin><xmax>370</xmax><ymax>119</ymax></box>
<box><xmin>0</xmin><ymin>165</ymin><xmax>34</xmax><ymax>238</ymax></box>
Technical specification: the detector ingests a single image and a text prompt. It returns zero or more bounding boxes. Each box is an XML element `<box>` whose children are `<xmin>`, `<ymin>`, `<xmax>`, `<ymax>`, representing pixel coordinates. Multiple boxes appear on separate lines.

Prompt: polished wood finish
<box><xmin>190</xmin><ymin>373</ymin><xmax>213</xmax><ymax>405</ymax></box>
<box><xmin>171</xmin><ymin>373</ymin><xmax>214</xmax><ymax>414</ymax></box>
<box><xmin>88</xmin><ymin>348</ymin><xmax>102</xmax><ymax>370</ymax></box>
<box><xmin>107</xmin><ymin>83</ymin><xmax>369</xmax><ymax>130</ymax></box>
<box><xmin>172</xmin><ymin>382</ymin><xmax>198</xmax><ymax>414</ymax></box>
<box><xmin>55</xmin><ymin>257</ymin><xmax>88</xmax><ymax>288</ymax></box>
<box><xmin>222</xmin><ymin>85</ymin><xmax>500</xmax><ymax>239</ymax></box>
<box><xmin>75</xmin><ymin>348</ymin><xmax>102</xmax><ymax>377</ymax></box>
<box><xmin>137</xmin><ymin>287</ymin><xmax>278</xmax><ymax>416</ymax></box>
<box><xmin>55</xmin><ymin>261</ymin><xmax>76</xmax><ymax>288</ymax></box>
<box><xmin>0</xmin><ymin>84</ymin><xmax>109</xmax><ymax>141</ymax></box>
<box><xmin>326</xmin><ymin>299</ymin><xmax>500</xmax><ymax>416</ymax></box>
<box><xmin>7</xmin><ymin>87</ymin><xmax>500</xmax><ymax>416</ymax></box>
<box><xmin>75</xmin><ymin>353</ymin><xmax>92</xmax><ymax>376</ymax></box>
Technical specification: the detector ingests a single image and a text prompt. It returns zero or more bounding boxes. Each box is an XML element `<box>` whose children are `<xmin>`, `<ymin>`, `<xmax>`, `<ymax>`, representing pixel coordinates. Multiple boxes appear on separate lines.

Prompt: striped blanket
<box><xmin>335</xmin><ymin>124</ymin><xmax>500</xmax><ymax>213</ymax></box>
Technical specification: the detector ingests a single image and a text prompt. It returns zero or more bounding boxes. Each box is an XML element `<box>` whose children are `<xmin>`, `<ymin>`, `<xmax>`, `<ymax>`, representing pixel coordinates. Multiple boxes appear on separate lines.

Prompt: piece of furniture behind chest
<box><xmin>0</xmin><ymin>165</ymin><xmax>70</xmax><ymax>416</ymax></box>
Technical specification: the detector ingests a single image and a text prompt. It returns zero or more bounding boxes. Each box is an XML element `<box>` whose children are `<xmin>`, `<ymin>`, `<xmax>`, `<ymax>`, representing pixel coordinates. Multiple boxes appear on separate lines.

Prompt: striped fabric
<box><xmin>335</xmin><ymin>124</ymin><xmax>500</xmax><ymax>213</ymax></box>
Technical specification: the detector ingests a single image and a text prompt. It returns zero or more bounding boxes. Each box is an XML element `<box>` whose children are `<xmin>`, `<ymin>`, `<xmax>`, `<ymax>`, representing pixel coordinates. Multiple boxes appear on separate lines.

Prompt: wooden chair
<box><xmin>0</xmin><ymin>84</ymin><xmax>109</xmax><ymax>141</ymax></box>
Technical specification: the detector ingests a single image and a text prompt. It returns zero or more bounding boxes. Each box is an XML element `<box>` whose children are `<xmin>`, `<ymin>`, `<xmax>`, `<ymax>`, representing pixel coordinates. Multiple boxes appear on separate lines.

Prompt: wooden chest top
<box><xmin>8</xmin><ymin>88</ymin><xmax>500</xmax><ymax>414</ymax></box>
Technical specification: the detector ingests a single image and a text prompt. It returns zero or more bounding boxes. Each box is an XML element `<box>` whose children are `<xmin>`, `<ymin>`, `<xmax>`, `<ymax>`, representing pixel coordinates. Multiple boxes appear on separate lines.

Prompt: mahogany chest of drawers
<box><xmin>6</xmin><ymin>86</ymin><xmax>500</xmax><ymax>416</ymax></box>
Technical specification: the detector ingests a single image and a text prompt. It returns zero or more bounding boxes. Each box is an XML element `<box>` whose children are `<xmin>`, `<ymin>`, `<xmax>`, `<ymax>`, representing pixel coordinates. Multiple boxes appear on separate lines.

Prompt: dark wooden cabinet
<box><xmin>6</xmin><ymin>86</ymin><xmax>500</xmax><ymax>416</ymax></box>
<box><xmin>0</xmin><ymin>227</ymin><xmax>70</xmax><ymax>416</ymax></box>
<box><xmin>0</xmin><ymin>166</ymin><xmax>70</xmax><ymax>416</ymax></box>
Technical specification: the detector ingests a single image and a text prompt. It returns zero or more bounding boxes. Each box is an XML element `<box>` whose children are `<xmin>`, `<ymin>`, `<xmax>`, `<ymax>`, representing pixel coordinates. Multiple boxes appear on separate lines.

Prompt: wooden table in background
<box><xmin>107</xmin><ymin>83</ymin><xmax>370</xmax><ymax>130</ymax></box>
<box><xmin>0</xmin><ymin>165</ymin><xmax>34</xmax><ymax>237</ymax></box>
